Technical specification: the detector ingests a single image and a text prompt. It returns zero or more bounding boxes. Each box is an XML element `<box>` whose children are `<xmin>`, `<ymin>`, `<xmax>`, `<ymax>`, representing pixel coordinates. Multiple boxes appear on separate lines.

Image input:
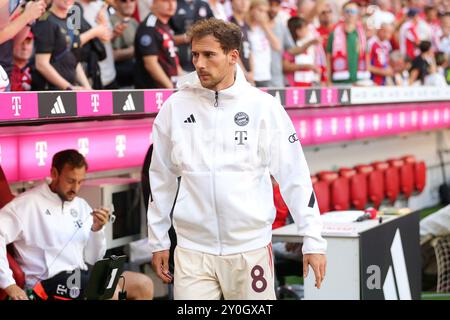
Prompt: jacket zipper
<box><xmin>212</xmin><ymin>91</ymin><xmax>223</xmax><ymax>254</ymax></box>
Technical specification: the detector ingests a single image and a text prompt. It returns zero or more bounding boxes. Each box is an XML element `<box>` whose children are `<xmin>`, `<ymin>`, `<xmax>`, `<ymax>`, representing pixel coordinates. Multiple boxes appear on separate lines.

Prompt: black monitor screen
<box><xmin>112</xmin><ymin>184</ymin><xmax>141</xmax><ymax>239</ymax></box>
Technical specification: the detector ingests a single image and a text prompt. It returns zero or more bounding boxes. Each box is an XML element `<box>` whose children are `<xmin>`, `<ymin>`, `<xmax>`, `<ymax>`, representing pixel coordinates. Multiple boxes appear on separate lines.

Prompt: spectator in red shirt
<box><xmin>368</xmin><ymin>22</ymin><xmax>394</xmax><ymax>85</ymax></box>
<box><xmin>10</xmin><ymin>31</ymin><xmax>33</xmax><ymax>91</ymax></box>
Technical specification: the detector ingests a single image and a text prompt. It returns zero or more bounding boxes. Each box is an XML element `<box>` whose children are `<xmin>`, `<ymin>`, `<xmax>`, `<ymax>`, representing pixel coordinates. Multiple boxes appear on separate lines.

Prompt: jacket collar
<box><xmin>40</xmin><ymin>182</ymin><xmax>72</xmax><ymax>207</ymax></box>
<box><xmin>176</xmin><ymin>64</ymin><xmax>250</xmax><ymax>102</ymax></box>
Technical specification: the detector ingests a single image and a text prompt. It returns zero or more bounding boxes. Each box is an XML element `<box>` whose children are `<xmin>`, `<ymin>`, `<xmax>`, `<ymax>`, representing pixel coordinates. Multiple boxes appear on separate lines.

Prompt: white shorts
<box><xmin>173</xmin><ymin>244</ymin><xmax>276</xmax><ymax>300</ymax></box>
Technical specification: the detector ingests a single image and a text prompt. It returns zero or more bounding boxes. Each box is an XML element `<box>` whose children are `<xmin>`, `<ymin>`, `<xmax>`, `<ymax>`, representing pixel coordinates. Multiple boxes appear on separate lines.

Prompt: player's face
<box><xmin>50</xmin><ymin>164</ymin><xmax>86</xmax><ymax>202</ymax></box>
<box><xmin>192</xmin><ymin>35</ymin><xmax>239</xmax><ymax>91</ymax></box>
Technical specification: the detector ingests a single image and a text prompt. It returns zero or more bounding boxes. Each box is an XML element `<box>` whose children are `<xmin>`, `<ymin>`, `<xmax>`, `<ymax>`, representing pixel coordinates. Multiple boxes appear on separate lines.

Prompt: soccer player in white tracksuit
<box><xmin>0</xmin><ymin>150</ymin><xmax>153</xmax><ymax>300</ymax></box>
<box><xmin>148</xmin><ymin>18</ymin><xmax>327</xmax><ymax>300</ymax></box>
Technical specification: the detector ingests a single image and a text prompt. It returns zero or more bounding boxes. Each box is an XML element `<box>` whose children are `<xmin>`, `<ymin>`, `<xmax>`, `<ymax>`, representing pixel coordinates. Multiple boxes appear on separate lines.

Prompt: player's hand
<box><xmin>91</xmin><ymin>208</ymin><xmax>110</xmax><ymax>231</ymax></box>
<box><xmin>151</xmin><ymin>250</ymin><xmax>173</xmax><ymax>284</ymax></box>
<box><xmin>5</xmin><ymin>284</ymin><xmax>29</xmax><ymax>300</ymax></box>
<box><xmin>303</xmin><ymin>253</ymin><xmax>326</xmax><ymax>289</ymax></box>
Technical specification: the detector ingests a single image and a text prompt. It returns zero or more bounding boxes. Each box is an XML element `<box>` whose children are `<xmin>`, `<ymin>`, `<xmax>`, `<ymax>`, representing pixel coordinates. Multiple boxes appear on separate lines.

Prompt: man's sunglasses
<box><xmin>344</xmin><ymin>8</ymin><xmax>359</xmax><ymax>15</ymax></box>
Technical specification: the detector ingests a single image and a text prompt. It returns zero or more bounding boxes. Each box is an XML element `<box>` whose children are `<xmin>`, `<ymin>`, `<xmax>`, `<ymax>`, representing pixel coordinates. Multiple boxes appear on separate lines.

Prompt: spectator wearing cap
<box><xmin>326</xmin><ymin>1</ymin><xmax>371</xmax><ymax>85</ymax></box>
<box><xmin>399</xmin><ymin>7</ymin><xmax>432</xmax><ymax>60</ymax></box>
<box><xmin>367</xmin><ymin>22</ymin><xmax>394</xmax><ymax>85</ymax></box>
<box><xmin>10</xmin><ymin>31</ymin><xmax>33</xmax><ymax>91</ymax></box>
<box><xmin>111</xmin><ymin>0</ymin><xmax>139</xmax><ymax>87</ymax></box>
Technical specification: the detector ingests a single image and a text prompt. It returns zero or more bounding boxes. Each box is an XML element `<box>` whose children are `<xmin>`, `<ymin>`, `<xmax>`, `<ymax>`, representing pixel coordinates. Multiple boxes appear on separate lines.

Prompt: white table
<box><xmin>272</xmin><ymin>212</ymin><xmax>421</xmax><ymax>300</ymax></box>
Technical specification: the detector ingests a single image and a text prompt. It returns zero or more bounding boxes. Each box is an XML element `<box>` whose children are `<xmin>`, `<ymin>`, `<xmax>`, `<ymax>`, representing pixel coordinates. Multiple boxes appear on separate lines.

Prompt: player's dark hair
<box><xmin>187</xmin><ymin>18</ymin><xmax>242</xmax><ymax>53</ymax></box>
<box><xmin>52</xmin><ymin>149</ymin><xmax>88</xmax><ymax>173</ymax></box>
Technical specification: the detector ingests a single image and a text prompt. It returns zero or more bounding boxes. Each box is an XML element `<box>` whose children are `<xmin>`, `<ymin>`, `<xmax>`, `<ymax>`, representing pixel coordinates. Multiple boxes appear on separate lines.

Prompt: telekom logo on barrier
<box><xmin>144</xmin><ymin>90</ymin><xmax>173</xmax><ymax>113</ymax></box>
<box><xmin>77</xmin><ymin>91</ymin><xmax>113</xmax><ymax>116</ymax></box>
<box><xmin>0</xmin><ymin>92</ymin><xmax>39</xmax><ymax>120</ymax></box>
<box><xmin>35</xmin><ymin>141</ymin><xmax>48</xmax><ymax>166</ymax></box>
<box><xmin>78</xmin><ymin>138</ymin><xmax>89</xmax><ymax>156</ymax></box>
<box><xmin>17</xmin><ymin>126</ymin><xmax>152</xmax><ymax>181</ymax></box>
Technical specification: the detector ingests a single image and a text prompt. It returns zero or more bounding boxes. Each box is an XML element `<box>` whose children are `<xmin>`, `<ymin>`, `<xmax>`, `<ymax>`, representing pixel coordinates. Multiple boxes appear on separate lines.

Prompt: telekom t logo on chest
<box><xmin>12</xmin><ymin>96</ymin><xmax>21</xmax><ymax>116</ymax></box>
<box><xmin>91</xmin><ymin>94</ymin><xmax>100</xmax><ymax>113</ymax></box>
<box><xmin>35</xmin><ymin>141</ymin><xmax>48</xmax><ymax>166</ymax></box>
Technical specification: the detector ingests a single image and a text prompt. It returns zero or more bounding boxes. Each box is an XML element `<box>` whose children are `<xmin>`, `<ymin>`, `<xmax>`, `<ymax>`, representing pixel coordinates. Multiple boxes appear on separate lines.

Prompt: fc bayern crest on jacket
<box><xmin>234</xmin><ymin>112</ymin><xmax>249</xmax><ymax>126</ymax></box>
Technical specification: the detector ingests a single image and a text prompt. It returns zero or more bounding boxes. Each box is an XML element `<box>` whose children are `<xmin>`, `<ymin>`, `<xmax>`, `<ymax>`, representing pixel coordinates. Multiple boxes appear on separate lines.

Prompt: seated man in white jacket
<box><xmin>0</xmin><ymin>149</ymin><xmax>153</xmax><ymax>300</ymax></box>
<box><xmin>148</xmin><ymin>18</ymin><xmax>327</xmax><ymax>300</ymax></box>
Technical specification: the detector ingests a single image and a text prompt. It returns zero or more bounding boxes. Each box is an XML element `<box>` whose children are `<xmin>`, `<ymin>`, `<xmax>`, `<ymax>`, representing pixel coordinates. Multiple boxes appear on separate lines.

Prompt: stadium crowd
<box><xmin>0</xmin><ymin>0</ymin><xmax>449</xmax><ymax>92</ymax></box>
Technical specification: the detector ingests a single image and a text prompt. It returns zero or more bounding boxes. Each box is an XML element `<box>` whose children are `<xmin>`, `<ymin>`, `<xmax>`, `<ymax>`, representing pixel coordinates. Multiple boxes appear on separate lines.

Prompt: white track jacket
<box><xmin>148</xmin><ymin>65</ymin><xmax>326</xmax><ymax>256</ymax></box>
<box><xmin>0</xmin><ymin>183</ymin><xmax>106</xmax><ymax>289</ymax></box>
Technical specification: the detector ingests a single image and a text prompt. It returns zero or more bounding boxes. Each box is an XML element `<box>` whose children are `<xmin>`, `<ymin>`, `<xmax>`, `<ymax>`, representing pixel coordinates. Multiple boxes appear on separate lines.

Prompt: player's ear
<box><xmin>229</xmin><ymin>49</ymin><xmax>239</xmax><ymax>65</ymax></box>
<box><xmin>50</xmin><ymin>167</ymin><xmax>58</xmax><ymax>181</ymax></box>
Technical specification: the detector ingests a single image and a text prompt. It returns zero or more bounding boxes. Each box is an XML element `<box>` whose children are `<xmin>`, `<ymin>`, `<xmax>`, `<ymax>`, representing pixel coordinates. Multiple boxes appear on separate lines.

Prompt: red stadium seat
<box><xmin>313</xmin><ymin>180</ymin><xmax>330</xmax><ymax>214</ymax></box>
<box><xmin>387</xmin><ymin>158</ymin><xmax>404</xmax><ymax>169</ymax></box>
<box><xmin>388</xmin><ymin>157</ymin><xmax>415</xmax><ymax>199</ymax></box>
<box><xmin>349</xmin><ymin>173</ymin><xmax>368</xmax><ymax>210</ymax></box>
<box><xmin>0</xmin><ymin>166</ymin><xmax>25</xmax><ymax>300</ymax></box>
<box><xmin>402</xmin><ymin>155</ymin><xmax>416</xmax><ymax>164</ymax></box>
<box><xmin>355</xmin><ymin>164</ymin><xmax>374</xmax><ymax>176</ymax></box>
<box><xmin>310</xmin><ymin>175</ymin><xmax>318</xmax><ymax>185</ymax></box>
<box><xmin>400</xmin><ymin>162</ymin><xmax>415</xmax><ymax>198</ymax></box>
<box><xmin>356</xmin><ymin>165</ymin><xmax>384</xmax><ymax>208</ymax></box>
<box><xmin>415</xmin><ymin>161</ymin><xmax>427</xmax><ymax>193</ymax></box>
<box><xmin>330</xmin><ymin>177</ymin><xmax>350</xmax><ymax>211</ymax></box>
<box><xmin>384</xmin><ymin>166</ymin><xmax>400</xmax><ymax>204</ymax></box>
<box><xmin>318</xmin><ymin>171</ymin><xmax>339</xmax><ymax>185</ymax></box>
<box><xmin>372</xmin><ymin>161</ymin><xmax>399</xmax><ymax>204</ymax></box>
<box><xmin>372</xmin><ymin>161</ymin><xmax>389</xmax><ymax>171</ymax></box>
<box><xmin>339</xmin><ymin>168</ymin><xmax>367</xmax><ymax>209</ymax></box>
<box><xmin>368</xmin><ymin>170</ymin><xmax>385</xmax><ymax>209</ymax></box>
<box><xmin>339</xmin><ymin>167</ymin><xmax>356</xmax><ymax>178</ymax></box>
